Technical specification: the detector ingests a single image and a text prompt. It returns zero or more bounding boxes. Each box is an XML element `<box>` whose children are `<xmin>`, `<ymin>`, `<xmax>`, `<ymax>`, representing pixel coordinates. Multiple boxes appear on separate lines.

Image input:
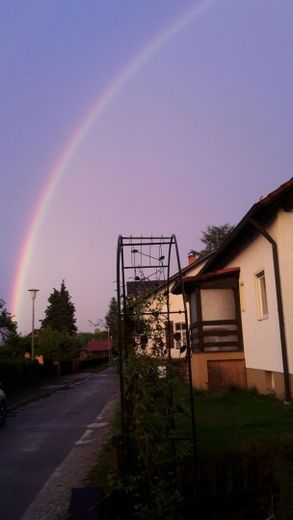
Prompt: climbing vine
<box><xmin>119</xmin><ymin>293</ymin><xmax>193</xmax><ymax>519</ymax></box>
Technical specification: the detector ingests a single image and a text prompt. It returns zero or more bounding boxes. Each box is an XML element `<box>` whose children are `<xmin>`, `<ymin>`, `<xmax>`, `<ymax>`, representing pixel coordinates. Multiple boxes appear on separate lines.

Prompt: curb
<box><xmin>7</xmin><ymin>375</ymin><xmax>90</xmax><ymax>413</ymax></box>
<box><xmin>21</xmin><ymin>392</ymin><xmax>119</xmax><ymax>520</ymax></box>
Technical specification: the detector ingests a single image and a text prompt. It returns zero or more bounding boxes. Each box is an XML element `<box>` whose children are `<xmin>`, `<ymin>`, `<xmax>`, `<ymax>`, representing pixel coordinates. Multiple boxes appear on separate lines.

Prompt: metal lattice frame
<box><xmin>116</xmin><ymin>234</ymin><xmax>197</xmax><ymax>484</ymax></box>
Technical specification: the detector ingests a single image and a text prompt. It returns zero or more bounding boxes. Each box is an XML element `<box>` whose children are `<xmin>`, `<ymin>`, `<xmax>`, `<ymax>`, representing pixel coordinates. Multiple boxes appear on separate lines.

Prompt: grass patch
<box><xmin>84</xmin><ymin>387</ymin><xmax>293</xmax><ymax>518</ymax></box>
<box><xmin>194</xmin><ymin>387</ymin><xmax>293</xmax><ymax>455</ymax></box>
<box><xmin>84</xmin><ymin>403</ymin><xmax>120</xmax><ymax>494</ymax></box>
<box><xmin>192</xmin><ymin>388</ymin><xmax>293</xmax><ymax>519</ymax></box>
<box><xmin>84</xmin><ymin>439</ymin><xmax>117</xmax><ymax>494</ymax></box>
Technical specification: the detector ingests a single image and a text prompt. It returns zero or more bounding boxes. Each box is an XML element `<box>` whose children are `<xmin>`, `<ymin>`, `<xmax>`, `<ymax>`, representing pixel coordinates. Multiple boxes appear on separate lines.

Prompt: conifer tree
<box><xmin>0</xmin><ymin>300</ymin><xmax>17</xmax><ymax>344</ymax></box>
<box><xmin>191</xmin><ymin>223</ymin><xmax>234</xmax><ymax>257</ymax></box>
<box><xmin>0</xmin><ymin>300</ymin><xmax>17</xmax><ymax>334</ymax></box>
<box><xmin>41</xmin><ymin>280</ymin><xmax>77</xmax><ymax>335</ymax></box>
<box><xmin>105</xmin><ymin>297</ymin><xmax>118</xmax><ymax>354</ymax></box>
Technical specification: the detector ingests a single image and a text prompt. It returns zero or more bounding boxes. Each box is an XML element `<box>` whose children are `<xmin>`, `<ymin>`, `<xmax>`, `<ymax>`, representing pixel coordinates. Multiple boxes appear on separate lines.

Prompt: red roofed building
<box><xmin>86</xmin><ymin>339</ymin><xmax>112</xmax><ymax>359</ymax></box>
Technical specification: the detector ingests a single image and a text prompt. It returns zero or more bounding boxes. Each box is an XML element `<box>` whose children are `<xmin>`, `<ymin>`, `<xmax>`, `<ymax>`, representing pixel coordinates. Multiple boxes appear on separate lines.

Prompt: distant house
<box><xmin>175</xmin><ymin>178</ymin><xmax>293</xmax><ymax>398</ymax></box>
<box><xmin>143</xmin><ymin>252</ymin><xmax>211</xmax><ymax>359</ymax></box>
<box><xmin>127</xmin><ymin>280</ymin><xmax>162</xmax><ymax>297</ymax></box>
<box><xmin>86</xmin><ymin>339</ymin><xmax>112</xmax><ymax>359</ymax></box>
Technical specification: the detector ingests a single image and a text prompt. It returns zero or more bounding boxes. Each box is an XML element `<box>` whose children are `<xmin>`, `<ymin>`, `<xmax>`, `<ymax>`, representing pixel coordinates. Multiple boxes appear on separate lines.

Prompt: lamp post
<box><xmin>28</xmin><ymin>289</ymin><xmax>39</xmax><ymax>360</ymax></box>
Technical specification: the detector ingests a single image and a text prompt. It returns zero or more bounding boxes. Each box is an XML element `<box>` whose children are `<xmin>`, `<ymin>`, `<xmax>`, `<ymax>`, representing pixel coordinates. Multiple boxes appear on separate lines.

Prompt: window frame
<box><xmin>174</xmin><ymin>322</ymin><xmax>187</xmax><ymax>349</ymax></box>
<box><xmin>187</xmin><ymin>271</ymin><xmax>244</xmax><ymax>353</ymax></box>
<box><xmin>255</xmin><ymin>270</ymin><xmax>269</xmax><ymax>320</ymax></box>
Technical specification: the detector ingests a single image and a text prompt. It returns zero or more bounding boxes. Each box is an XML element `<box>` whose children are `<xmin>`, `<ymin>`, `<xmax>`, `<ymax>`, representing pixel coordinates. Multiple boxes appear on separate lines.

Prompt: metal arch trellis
<box><xmin>116</xmin><ymin>234</ymin><xmax>197</xmax><ymax>486</ymax></box>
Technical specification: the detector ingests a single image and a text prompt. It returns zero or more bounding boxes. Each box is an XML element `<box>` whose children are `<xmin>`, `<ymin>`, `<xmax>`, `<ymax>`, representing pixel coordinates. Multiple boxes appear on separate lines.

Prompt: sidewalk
<box><xmin>22</xmin><ymin>391</ymin><xmax>118</xmax><ymax>519</ymax></box>
<box><xmin>7</xmin><ymin>371</ymin><xmax>94</xmax><ymax>412</ymax></box>
<box><xmin>6</xmin><ymin>369</ymin><xmax>119</xmax><ymax>519</ymax></box>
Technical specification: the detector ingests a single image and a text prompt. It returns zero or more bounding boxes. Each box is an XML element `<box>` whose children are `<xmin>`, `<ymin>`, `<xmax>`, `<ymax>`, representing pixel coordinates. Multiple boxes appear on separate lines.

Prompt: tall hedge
<box><xmin>0</xmin><ymin>359</ymin><xmax>41</xmax><ymax>389</ymax></box>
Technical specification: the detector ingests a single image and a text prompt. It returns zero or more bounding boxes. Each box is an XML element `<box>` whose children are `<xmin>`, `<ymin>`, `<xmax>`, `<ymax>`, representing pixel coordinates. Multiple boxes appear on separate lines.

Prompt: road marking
<box><xmin>87</xmin><ymin>422</ymin><xmax>108</xmax><ymax>429</ymax></box>
<box><xmin>75</xmin><ymin>419</ymin><xmax>109</xmax><ymax>446</ymax></box>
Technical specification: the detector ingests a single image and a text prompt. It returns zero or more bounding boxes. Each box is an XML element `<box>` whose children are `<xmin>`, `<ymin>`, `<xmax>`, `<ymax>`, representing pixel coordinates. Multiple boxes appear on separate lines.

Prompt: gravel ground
<box><xmin>21</xmin><ymin>392</ymin><xmax>118</xmax><ymax>520</ymax></box>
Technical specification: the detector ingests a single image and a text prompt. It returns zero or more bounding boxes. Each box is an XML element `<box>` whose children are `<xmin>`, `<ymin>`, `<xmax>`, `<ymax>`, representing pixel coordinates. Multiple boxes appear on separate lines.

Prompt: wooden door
<box><xmin>207</xmin><ymin>359</ymin><xmax>247</xmax><ymax>389</ymax></box>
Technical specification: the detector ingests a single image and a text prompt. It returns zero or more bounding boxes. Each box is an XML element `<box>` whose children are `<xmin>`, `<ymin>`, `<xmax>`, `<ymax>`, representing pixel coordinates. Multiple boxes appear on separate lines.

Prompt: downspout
<box><xmin>248</xmin><ymin>218</ymin><xmax>291</xmax><ymax>401</ymax></box>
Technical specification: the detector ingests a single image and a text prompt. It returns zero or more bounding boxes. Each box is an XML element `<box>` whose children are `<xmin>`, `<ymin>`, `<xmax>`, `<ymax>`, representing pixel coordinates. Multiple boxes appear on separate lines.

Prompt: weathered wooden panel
<box><xmin>195</xmin><ymin>452</ymin><xmax>279</xmax><ymax>519</ymax></box>
<box><xmin>207</xmin><ymin>359</ymin><xmax>247</xmax><ymax>389</ymax></box>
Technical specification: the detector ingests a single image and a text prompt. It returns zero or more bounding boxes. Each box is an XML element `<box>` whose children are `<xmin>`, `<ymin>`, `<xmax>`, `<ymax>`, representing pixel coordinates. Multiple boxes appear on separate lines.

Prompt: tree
<box><xmin>104</xmin><ymin>297</ymin><xmax>118</xmax><ymax>355</ymax></box>
<box><xmin>191</xmin><ymin>223</ymin><xmax>234</xmax><ymax>257</ymax></box>
<box><xmin>0</xmin><ymin>300</ymin><xmax>17</xmax><ymax>343</ymax></box>
<box><xmin>41</xmin><ymin>280</ymin><xmax>77</xmax><ymax>335</ymax></box>
<box><xmin>37</xmin><ymin>327</ymin><xmax>80</xmax><ymax>361</ymax></box>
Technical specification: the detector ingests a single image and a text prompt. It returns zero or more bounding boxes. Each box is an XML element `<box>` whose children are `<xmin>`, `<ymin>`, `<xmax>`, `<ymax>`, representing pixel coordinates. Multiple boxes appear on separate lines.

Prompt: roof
<box><xmin>258</xmin><ymin>177</ymin><xmax>293</xmax><ymax>209</ymax></box>
<box><xmin>86</xmin><ymin>339</ymin><xmax>112</xmax><ymax>353</ymax></box>
<box><xmin>142</xmin><ymin>251</ymin><xmax>212</xmax><ymax>299</ymax></box>
<box><xmin>172</xmin><ymin>267</ymin><xmax>240</xmax><ymax>294</ymax></box>
<box><xmin>202</xmin><ymin>178</ymin><xmax>293</xmax><ymax>272</ymax></box>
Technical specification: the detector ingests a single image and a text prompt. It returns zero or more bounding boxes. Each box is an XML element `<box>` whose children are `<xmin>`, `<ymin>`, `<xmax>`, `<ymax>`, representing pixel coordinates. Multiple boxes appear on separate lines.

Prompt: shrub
<box><xmin>0</xmin><ymin>359</ymin><xmax>41</xmax><ymax>389</ymax></box>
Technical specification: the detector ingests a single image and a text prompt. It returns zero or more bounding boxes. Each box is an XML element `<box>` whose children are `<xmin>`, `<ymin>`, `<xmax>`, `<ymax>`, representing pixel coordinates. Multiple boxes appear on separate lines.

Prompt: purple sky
<box><xmin>1</xmin><ymin>0</ymin><xmax>292</xmax><ymax>333</ymax></box>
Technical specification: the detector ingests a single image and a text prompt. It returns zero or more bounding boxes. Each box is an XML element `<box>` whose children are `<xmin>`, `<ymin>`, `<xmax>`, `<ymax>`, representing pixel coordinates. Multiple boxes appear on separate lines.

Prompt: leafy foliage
<box><xmin>105</xmin><ymin>297</ymin><xmax>118</xmax><ymax>355</ymax></box>
<box><xmin>118</xmin><ymin>294</ymin><xmax>193</xmax><ymax>518</ymax></box>
<box><xmin>0</xmin><ymin>333</ymin><xmax>30</xmax><ymax>359</ymax></box>
<box><xmin>0</xmin><ymin>300</ymin><xmax>17</xmax><ymax>342</ymax></box>
<box><xmin>41</xmin><ymin>280</ymin><xmax>77</xmax><ymax>334</ymax></box>
<box><xmin>0</xmin><ymin>358</ymin><xmax>41</xmax><ymax>389</ymax></box>
<box><xmin>37</xmin><ymin>326</ymin><xmax>80</xmax><ymax>361</ymax></box>
<box><xmin>191</xmin><ymin>223</ymin><xmax>234</xmax><ymax>257</ymax></box>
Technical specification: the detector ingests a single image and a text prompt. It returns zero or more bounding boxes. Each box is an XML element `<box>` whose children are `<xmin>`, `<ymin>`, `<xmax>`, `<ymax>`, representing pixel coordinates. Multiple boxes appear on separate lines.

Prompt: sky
<box><xmin>1</xmin><ymin>0</ymin><xmax>292</xmax><ymax>334</ymax></box>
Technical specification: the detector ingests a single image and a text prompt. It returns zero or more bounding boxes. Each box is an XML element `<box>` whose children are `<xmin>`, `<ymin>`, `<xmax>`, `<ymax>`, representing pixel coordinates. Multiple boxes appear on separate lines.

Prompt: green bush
<box><xmin>37</xmin><ymin>327</ymin><xmax>81</xmax><ymax>361</ymax></box>
<box><xmin>0</xmin><ymin>358</ymin><xmax>41</xmax><ymax>389</ymax></box>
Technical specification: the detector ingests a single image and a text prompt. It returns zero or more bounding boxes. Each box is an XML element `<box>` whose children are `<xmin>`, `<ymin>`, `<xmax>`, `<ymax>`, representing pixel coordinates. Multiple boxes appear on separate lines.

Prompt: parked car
<box><xmin>0</xmin><ymin>384</ymin><xmax>7</xmax><ymax>426</ymax></box>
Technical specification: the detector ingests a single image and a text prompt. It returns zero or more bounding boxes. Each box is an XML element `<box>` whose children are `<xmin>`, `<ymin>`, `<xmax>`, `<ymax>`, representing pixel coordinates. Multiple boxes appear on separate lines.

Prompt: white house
<box><xmin>177</xmin><ymin>178</ymin><xmax>293</xmax><ymax>398</ymax></box>
<box><xmin>141</xmin><ymin>253</ymin><xmax>209</xmax><ymax>359</ymax></box>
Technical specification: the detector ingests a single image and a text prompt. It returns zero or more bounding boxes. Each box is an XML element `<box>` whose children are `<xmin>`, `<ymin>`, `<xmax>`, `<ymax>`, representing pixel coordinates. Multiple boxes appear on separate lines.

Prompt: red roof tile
<box><xmin>86</xmin><ymin>339</ymin><xmax>112</xmax><ymax>352</ymax></box>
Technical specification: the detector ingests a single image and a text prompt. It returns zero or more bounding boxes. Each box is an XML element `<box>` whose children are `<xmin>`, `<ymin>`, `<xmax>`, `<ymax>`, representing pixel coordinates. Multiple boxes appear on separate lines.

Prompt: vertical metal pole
<box><xmin>29</xmin><ymin>289</ymin><xmax>38</xmax><ymax>361</ymax></box>
<box><xmin>167</xmin><ymin>238</ymin><xmax>172</xmax><ymax>359</ymax></box>
<box><xmin>173</xmin><ymin>235</ymin><xmax>197</xmax><ymax>491</ymax></box>
<box><xmin>31</xmin><ymin>298</ymin><xmax>35</xmax><ymax>361</ymax></box>
<box><xmin>116</xmin><ymin>236</ymin><xmax>126</xmax><ymax>437</ymax></box>
<box><xmin>166</xmin><ymin>236</ymin><xmax>177</xmax><ymax>479</ymax></box>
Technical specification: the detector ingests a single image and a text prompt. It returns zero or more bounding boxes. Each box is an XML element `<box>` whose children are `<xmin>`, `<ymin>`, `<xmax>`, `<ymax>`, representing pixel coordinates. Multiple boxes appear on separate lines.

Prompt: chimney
<box><xmin>188</xmin><ymin>252</ymin><xmax>197</xmax><ymax>265</ymax></box>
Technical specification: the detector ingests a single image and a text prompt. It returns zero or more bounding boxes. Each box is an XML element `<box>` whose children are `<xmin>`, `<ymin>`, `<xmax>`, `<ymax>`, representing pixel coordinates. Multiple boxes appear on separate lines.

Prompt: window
<box><xmin>175</xmin><ymin>322</ymin><xmax>187</xmax><ymax>348</ymax></box>
<box><xmin>255</xmin><ymin>270</ymin><xmax>268</xmax><ymax>319</ymax></box>
<box><xmin>201</xmin><ymin>288</ymin><xmax>235</xmax><ymax>321</ymax></box>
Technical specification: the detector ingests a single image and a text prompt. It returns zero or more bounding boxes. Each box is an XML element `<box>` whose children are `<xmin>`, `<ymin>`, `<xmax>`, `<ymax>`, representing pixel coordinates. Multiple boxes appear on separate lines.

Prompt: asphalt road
<box><xmin>0</xmin><ymin>367</ymin><xmax>119</xmax><ymax>520</ymax></box>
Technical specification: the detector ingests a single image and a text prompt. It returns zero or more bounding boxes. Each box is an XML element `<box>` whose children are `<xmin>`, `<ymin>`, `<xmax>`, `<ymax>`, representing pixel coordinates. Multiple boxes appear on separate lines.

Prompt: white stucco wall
<box><xmin>275</xmin><ymin>210</ymin><xmax>293</xmax><ymax>372</ymax></box>
<box><xmin>225</xmin><ymin>210</ymin><xmax>293</xmax><ymax>373</ymax></box>
<box><xmin>147</xmin><ymin>258</ymin><xmax>206</xmax><ymax>358</ymax></box>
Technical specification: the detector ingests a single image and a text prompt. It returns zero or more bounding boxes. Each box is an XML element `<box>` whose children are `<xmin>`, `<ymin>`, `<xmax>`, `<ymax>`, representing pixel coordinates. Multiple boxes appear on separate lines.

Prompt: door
<box><xmin>207</xmin><ymin>359</ymin><xmax>247</xmax><ymax>389</ymax></box>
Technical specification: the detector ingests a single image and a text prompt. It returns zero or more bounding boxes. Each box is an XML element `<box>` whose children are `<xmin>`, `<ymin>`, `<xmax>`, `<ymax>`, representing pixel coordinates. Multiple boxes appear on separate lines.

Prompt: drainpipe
<box><xmin>248</xmin><ymin>218</ymin><xmax>291</xmax><ymax>401</ymax></box>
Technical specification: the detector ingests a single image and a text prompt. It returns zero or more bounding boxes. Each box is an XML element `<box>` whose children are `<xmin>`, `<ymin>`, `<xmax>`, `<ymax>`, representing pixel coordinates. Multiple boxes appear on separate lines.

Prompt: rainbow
<box><xmin>11</xmin><ymin>0</ymin><xmax>217</xmax><ymax>323</ymax></box>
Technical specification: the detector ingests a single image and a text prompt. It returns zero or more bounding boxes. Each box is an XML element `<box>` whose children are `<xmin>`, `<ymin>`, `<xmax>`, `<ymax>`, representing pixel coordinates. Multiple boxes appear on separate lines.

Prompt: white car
<box><xmin>0</xmin><ymin>384</ymin><xmax>7</xmax><ymax>426</ymax></box>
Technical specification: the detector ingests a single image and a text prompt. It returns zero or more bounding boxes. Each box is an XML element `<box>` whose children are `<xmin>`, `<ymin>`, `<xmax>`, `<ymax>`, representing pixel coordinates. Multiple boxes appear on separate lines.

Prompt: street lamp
<box><xmin>28</xmin><ymin>289</ymin><xmax>39</xmax><ymax>360</ymax></box>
